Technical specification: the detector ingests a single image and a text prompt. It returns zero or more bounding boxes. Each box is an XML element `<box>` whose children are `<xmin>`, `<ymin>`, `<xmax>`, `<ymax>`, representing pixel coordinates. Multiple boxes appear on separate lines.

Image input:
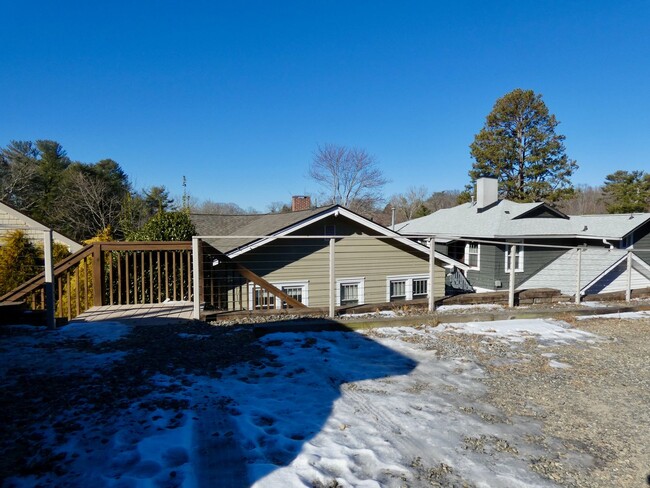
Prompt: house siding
<box><xmin>233</xmin><ymin>216</ymin><xmax>444</xmax><ymax>308</ymax></box>
<box><xmin>632</xmin><ymin>221</ymin><xmax>650</xmax><ymax>265</ymax></box>
<box><xmin>494</xmin><ymin>240</ymin><xmax>567</xmax><ymax>290</ymax></box>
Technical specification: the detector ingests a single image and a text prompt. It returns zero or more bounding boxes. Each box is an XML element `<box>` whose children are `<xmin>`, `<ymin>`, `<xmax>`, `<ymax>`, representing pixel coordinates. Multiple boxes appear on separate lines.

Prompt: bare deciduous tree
<box><xmin>57</xmin><ymin>170</ymin><xmax>125</xmax><ymax>240</ymax></box>
<box><xmin>556</xmin><ymin>184</ymin><xmax>607</xmax><ymax>215</ymax></box>
<box><xmin>309</xmin><ymin>144</ymin><xmax>387</xmax><ymax>211</ymax></box>
<box><xmin>389</xmin><ymin>186</ymin><xmax>429</xmax><ymax>222</ymax></box>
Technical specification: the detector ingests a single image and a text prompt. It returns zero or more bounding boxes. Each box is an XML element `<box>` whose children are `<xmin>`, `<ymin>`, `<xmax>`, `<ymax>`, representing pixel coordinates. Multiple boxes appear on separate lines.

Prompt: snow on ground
<box><xmin>2</xmin><ymin>318</ymin><xmax>600</xmax><ymax>487</ymax></box>
<box><xmin>576</xmin><ymin>310</ymin><xmax>650</xmax><ymax>320</ymax></box>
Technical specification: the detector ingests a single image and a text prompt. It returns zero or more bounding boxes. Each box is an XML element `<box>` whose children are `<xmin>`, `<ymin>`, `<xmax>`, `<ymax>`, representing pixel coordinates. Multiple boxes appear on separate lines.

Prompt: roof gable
<box><xmin>192</xmin><ymin>205</ymin><xmax>467</xmax><ymax>269</ymax></box>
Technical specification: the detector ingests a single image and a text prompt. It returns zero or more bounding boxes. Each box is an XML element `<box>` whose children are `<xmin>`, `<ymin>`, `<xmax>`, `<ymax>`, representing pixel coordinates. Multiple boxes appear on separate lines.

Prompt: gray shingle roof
<box><xmin>397</xmin><ymin>200</ymin><xmax>650</xmax><ymax>241</ymax></box>
<box><xmin>190</xmin><ymin>206</ymin><xmax>337</xmax><ymax>253</ymax></box>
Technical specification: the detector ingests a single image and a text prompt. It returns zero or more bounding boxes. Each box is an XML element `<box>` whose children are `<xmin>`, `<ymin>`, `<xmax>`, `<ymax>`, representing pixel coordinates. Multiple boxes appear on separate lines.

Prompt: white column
<box><xmin>575</xmin><ymin>247</ymin><xmax>582</xmax><ymax>304</ymax></box>
<box><xmin>625</xmin><ymin>251</ymin><xmax>633</xmax><ymax>302</ymax></box>
<box><xmin>192</xmin><ymin>237</ymin><xmax>201</xmax><ymax>319</ymax></box>
<box><xmin>329</xmin><ymin>238</ymin><xmax>336</xmax><ymax>318</ymax></box>
<box><xmin>508</xmin><ymin>244</ymin><xmax>517</xmax><ymax>308</ymax></box>
<box><xmin>43</xmin><ymin>230</ymin><xmax>55</xmax><ymax>329</ymax></box>
<box><xmin>428</xmin><ymin>237</ymin><xmax>436</xmax><ymax>312</ymax></box>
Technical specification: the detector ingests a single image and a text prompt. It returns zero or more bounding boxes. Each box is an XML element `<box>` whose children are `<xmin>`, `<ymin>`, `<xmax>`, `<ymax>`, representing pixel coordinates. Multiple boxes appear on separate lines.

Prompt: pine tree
<box><xmin>468</xmin><ymin>89</ymin><xmax>577</xmax><ymax>203</ymax></box>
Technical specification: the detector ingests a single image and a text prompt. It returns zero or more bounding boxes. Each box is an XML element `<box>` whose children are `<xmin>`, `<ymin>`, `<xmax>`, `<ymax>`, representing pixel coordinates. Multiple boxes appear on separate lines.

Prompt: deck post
<box><xmin>92</xmin><ymin>243</ymin><xmax>104</xmax><ymax>307</ymax></box>
<box><xmin>192</xmin><ymin>237</ymin><xmax>201</xmax><ymax>319</ymax></box>
<box><xmin>625</xmin><ymin>250</ymin><xmax>632</xmax><ymax>302</ymax></box>
<box><xmin>428</xmin><ymin>236</ymin><xmax>435</xmax><ymax>313</ymax></box>
<box><xmin>508</xmin><ymin>243</ymin><xmax>517</xmax><ymax>308</ymax></box>
<box><xmin>575</xmin><ymin>246</ymin><xmax>582</xmax><ymax>304</ymax></box>
<box><xmin>329</xmin><ymin>238</ymin><xmax>335</xmax><ymax>318</ymax></box>
<box><xmin>43</xmin><ymin>230</ymin><xmax>56</xmax><ymax>329</ymax></box>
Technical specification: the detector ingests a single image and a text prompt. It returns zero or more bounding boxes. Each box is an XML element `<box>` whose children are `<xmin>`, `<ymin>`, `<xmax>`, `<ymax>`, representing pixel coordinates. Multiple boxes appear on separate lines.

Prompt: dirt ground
<box><xmin>481</xmin><ymin>317</ymin><xmax>650</xmax><ymax>487</ymax></box>
<box><xmin>1</xmin><ymin>314</ymin><xmax>648</xmax><ymax>487</ymax></box>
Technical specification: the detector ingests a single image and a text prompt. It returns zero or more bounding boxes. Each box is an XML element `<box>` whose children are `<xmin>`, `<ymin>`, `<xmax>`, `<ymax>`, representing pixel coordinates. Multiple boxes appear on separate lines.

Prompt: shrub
<box><xmin>0</xmin><ymin>231</ymin><xmax>41</xmax><ymax>296</ymax></box>
<box><xmin>128</xmin><ymin>211</ymin><xmax>195</xmax><ymax>241</ymax></box>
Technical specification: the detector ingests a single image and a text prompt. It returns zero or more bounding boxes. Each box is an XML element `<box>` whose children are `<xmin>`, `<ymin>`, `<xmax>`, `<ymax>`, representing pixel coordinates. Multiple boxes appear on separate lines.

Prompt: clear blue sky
<box><xmin>1</xmin><ymin>1</ymin><xmax>649</xmax><ymax>211</ymax></box>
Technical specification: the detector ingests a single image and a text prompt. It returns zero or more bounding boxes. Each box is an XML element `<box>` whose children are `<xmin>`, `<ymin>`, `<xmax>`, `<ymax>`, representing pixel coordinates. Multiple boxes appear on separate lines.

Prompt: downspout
<box><xmin>602</xmin><ymin>239</ymin><xmax>614</xmax><ymax>250</ymax></box>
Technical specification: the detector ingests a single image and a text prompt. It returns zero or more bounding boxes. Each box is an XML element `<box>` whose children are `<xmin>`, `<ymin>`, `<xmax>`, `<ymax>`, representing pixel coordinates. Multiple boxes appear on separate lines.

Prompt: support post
<box><xmin>192</xmin><ymin>237</ymin><xmax>201</xmax><ymax>320</ymax></box>
<box><xmin>508</xmin><ymin>243</ymin><xmax>517</xmax><ymax>308</ymax></box>
<box><xmin>92</xmin><ymin>243</ymin><xmax>104</xmax><ymax>307</ymax></box>
<box><xmin>575</xmin><ymin>246</ymin><xmax>582</xmax><ymax>304</ymax></box>
<box><xmin>626</xmin><ymin>250</ymin><xmax>632</xmax><ymax>302</ymax></box>
<box><xmin>329</xmin><ymin>238</ymin><xmax>335</xmax><ymax>318</ymax></box>
<box><xmin>428</xmin><ymin>236</ymin><xmax>435</xmax><ymax>313</ymax></box>
<box><xmin>43</xmin><ymin>230</ymin><xmax>56</xmax><ymax>329</ymax></box>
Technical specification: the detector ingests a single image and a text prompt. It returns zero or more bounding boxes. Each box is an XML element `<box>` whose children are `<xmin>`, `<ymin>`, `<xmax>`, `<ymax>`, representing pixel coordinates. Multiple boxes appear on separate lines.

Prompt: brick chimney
<box><xmin>291</xmin><ymin>195</ymin><xmax>311</xmax><ymax>212</ymax></box>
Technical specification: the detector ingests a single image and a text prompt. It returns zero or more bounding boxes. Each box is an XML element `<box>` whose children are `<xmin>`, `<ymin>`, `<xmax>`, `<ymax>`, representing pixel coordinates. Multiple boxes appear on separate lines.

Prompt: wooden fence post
<box><xmin>626</xmin><ymin>251</ymin><xmax>632</xmax><ymax>302</ymax></box>
<box><xmin>92</xmin><ymin>243</ymin><xmax>104</xmax><ymax>307</ymax></box>
<box><xmin>575</xmin><ymin>247</ymin><xmax>582</xmax><ymax>304</ymax></box>
<box><xmin>329</xmin><ymin>238</ymin><xmax>335</xmax><ymax>318</ymax></box>
<box><xmin>43</xmin><ymin>230</ymin><xmax>55</xmax><ymax>329</ymax></box>
<box><xmin>508</xmin><ymin>243</ymin><xmax>517</xmax><ymax>308</ymax></box>
<box><xmin>192</xmin><ymin>237</ymin><xmax>201</xmax><ymax>320</ymax></box>
<box><xmin>428</xmin><ymin>236</ymin><xmax>435</xmax><ymax>313</ymax></box>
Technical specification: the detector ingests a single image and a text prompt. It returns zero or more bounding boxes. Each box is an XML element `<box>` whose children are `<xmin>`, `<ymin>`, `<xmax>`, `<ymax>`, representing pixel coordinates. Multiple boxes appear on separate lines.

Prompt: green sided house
<box><xmin>191</xmin><ymin>198</ymin><xmax>467</xmax><ymax>314</ymax></box>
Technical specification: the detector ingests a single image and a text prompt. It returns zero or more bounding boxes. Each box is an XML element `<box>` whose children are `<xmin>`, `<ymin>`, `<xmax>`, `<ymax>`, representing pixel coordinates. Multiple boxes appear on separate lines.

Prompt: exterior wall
<box><xmin>458</xmin><ymin>239</ymin><xmax>570</xmax><ymax>292</ymax></box>
<box><xmin>234</xmin><ymin>216</ymin><xmax>444</xmax><ymax>308</ymax></box>
<box><xmin>585</xmin><ymin>262</ymin><xmax>650</xmax><ymax>294</ymax></box>
<box><xmin>632</xmin><ymin>221</ymin><xmax>650</xmax><ymax>265</ymax></box>
<box><xmin>0</xmin><ymin>209</ymin><xmax>46</xmax><ymax>247</ymax></box>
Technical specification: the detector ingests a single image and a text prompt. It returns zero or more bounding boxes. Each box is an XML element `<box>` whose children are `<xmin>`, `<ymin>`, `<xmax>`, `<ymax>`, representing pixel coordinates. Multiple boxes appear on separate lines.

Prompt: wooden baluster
<box><xmin>84</xmin><ymin>258</ymin><xmax>89</xmax><ymax>310</ymax></box>
<box><xmin>165</xmin><ymin>252</ymin><xmax>170</xmax><ymax>300</ymax></box>
<box><xmin>108</xmin><ymin>252</ymin><xmax>113</xmax><ymax>305</ymax></box>
<box><xmin>75</xmin><ymin>266</ymin><xmax>80</xmax><ymax>316</ymax></box>
<box><xmin>180</xmin><ymin>250</ymin><xmax>184</xmax><ymax>300</ymax></box>
<box><xmin>66</xmin><ymin>272</ymin><xmax>72</xmax><ymax>320</ymax></box>
<box><xmin>172</xmin><ymin>251</ymin><xmax>177</xmax><ymax>301</ymax></box>
<box><xmin>149</xmin><ymin>252</ymin><xmax>153</xmax><ymax>303</ymax></box>
<box><xmin>125</xmin><ymin>253</ymin><xmax>130</xmax><ymax>305</ymax></box>
<box><xmin>186</xmin><ymin>250</ymin><xmax>192</xmax><ymax>301</ymax></box>
<box><xmin>117</xmin><ymin>253</ymin><xmax>122</xmax><ymax>305</ymax></box>
<box><xmin>140</xmin><ymin>252</ymin><xmax>145</xmax><ymax>304</ymax></box>
<box><xmin>157</xmin><ymin>251</ymin><xmax>162</xmax><ymax>302</ymax></box>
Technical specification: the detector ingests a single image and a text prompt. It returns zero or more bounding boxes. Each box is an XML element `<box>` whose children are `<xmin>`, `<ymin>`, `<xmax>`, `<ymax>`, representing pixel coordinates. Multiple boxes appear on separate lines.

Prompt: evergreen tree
<box><xmin>602</xmin><ymin>170</ymin><xmax>650</xmax><ymax>213</ymax></box>
<box><xmin>468</xmin><ymin>89</ymin><xmax>577</xmax><ymax>203</ymax></box>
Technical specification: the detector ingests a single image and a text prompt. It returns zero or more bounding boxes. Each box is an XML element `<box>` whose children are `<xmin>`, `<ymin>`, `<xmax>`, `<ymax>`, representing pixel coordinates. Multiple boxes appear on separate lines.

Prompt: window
<box><xmin>386</xmin><ymin>275</ymin><xmax>429</xmax><ymax>301</ymax></box>
<box><xmin>336</xmin><ymin>278</ymin><xmax>365</xmax><ymax>306</ymax></box>
<box><xmin>465</xmin><ymin>243</ymin><xmax>480</xmax><ymax>270</ymax></box>
<box><xmin>249</xmin><ymin>282</ymin><xmax>309</xmax><ymax>309</ymax></box>
<box><xmin>505</xmin><ymin>244</ymin><xmax>524</xmax><ymax>272</ymax></box>
<box><xmin>389</xmin><ymin>280</ymin><xmax>407</xmax><ymax>301</ymax></box>
<box><xmin>412</xmin><ymin>278</ymin><xmax>428</xmax><ymax>298</ymax></box>
<box><xmin>281</xmin><ymin>286</ymin><xmax>303</xmax><ymax>308</ymax></box>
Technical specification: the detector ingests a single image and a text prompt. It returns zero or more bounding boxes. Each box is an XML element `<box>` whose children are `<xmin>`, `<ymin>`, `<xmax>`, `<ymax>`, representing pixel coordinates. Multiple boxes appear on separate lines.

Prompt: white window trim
<box><xmin>248</xmin><ymin>281</ymin><xmax>309</xmax><ymax>309</ymax></box>
<box><xmin>504</xmin><ymin>243</ymin><xmax>524</xmax><ymax>273</ymax></box>
<box><xmin>464</xmin><ymin>242</ymin><xmax>480</xmax><ymax>271</ymax></box>
<box><xmin>336</xmin><ymin>277</ymin><xmax>365</xmax><ymax>306</ymax></box>
<box><xmin>385</xmin><ymin>274</ymin><xmax>430</xmax><ymax>302</ymax></box>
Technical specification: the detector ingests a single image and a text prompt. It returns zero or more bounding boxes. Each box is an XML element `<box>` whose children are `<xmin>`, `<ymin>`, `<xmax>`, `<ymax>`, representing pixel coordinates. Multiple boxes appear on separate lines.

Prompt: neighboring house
<box><xmin>397</xmin><ymin>178</ymin><xmax>650</xmax><ymax>296</ymax></box>
<box><xmin>191</xmin><ymin>197</ymin><xmax>467</xmax><ymax>312</ymax></box>
<box><xmin>0</xmin><ymin>201</ymin><xmax>82</xmax><ymax>252</ymax></box>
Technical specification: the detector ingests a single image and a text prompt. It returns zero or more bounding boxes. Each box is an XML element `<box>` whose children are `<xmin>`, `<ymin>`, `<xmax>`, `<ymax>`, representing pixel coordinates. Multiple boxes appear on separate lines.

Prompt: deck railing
<box><xmin>1</xmin><ymin>241</ymin><xmax>193</xmax><ymax>320</ymax></box>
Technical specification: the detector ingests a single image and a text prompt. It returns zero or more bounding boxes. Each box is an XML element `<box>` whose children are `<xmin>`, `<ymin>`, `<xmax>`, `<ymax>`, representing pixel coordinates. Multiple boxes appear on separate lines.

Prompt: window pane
<box><xmin>390</xmin><ymin>280</ymin><xmax>406</xmax><ymax>300</ymax></box>
<box><xmin>341</xmin><ymin>283</ymin><xmax>359</xmax><ymax>305</ymax></box>
<box><xmin>413</xmin><ymin>279</ymin><xmax>428</xmax><ymax>297</ymax></box>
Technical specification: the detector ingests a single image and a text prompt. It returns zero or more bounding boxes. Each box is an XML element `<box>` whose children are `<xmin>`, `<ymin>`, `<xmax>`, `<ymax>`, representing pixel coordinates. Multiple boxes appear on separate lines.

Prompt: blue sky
<box><xmin>1</xmin><ymin>1</ymin><xmax>649</xmax><ymax>211</ymax></box>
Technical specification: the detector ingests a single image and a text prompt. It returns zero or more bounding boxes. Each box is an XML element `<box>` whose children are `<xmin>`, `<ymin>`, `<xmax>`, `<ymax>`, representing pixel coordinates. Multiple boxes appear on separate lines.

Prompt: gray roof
<box><xmin>191</xmin><ymin>206</ymin><xmax>338</xmax><ymax>253</ymax></box>
<box><xmin>397</xmin><ymin>200</ymin><xmax>650</xmax><ymax>241</ymax></box>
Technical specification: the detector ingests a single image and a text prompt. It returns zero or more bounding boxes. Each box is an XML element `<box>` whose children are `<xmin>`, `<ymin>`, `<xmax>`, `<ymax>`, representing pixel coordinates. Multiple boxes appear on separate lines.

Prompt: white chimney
<box><xmin>476</xmin><ymin>177</ymin><xmax>498</xmax><ymax>209</ymax></box>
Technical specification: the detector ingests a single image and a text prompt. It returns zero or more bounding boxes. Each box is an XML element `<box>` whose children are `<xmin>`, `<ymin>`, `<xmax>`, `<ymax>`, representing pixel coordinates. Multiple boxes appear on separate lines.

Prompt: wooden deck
<box><xmin>71</xmin><ymin>301</ymin><xmax>194</xmax><ymax>325</ymax></box>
